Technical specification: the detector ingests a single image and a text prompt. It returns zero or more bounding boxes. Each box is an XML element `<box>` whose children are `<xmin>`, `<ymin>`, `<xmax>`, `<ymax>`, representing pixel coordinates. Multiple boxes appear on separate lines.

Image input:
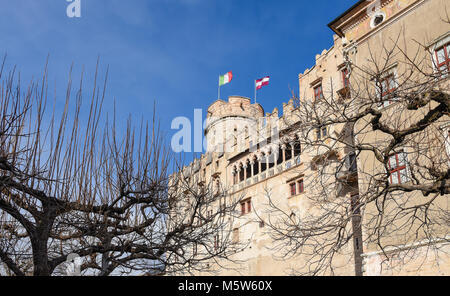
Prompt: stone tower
<box><xmin>205</xmin><ymin>96</ymin><xmax>264</xmax><ymax>153</ymax></box>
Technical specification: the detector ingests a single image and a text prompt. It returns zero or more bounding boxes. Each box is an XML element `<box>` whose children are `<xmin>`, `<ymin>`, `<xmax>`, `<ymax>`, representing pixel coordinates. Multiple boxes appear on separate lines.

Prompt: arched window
<box><xmin>260</xmin><ymin>153</ymin><xmax>267</xmax><ymax>172</ymax></box>
<box><xmin>239</xmin><ymin>163</ymin><xmax>244</xmax><ymax>182</ymax></box>
<box><xmin>268</xmin><ymin>150</ymin><xmax>275</xmax><ymax>169</ymax></box>
<box><xmin>233</xmin><ymin>166</ymin><xmax>238</xmax><ymax>185</ymax></box>
<box><xmin>253</xmin><ymin>156</ymin><xmax>259</xmax><ymax>175</ymax></box>
<box><xmin>246</xmin><ymin>159</ymin><xmax>252</xmax><ymax>179</ymax></box>
<box><xmin>277</xmin><ymin>145</ymin><xmax>283</xmax><ymax>165</ymax></box>
<box><xmin>285</xmin><ymin>143</ymin><xmax>293</xmax><ymax>161</ymax></box>
<box><xmin>293</xmin><ymin>137</ymin><xmax>301</xmax><ymax>157</ymax></box>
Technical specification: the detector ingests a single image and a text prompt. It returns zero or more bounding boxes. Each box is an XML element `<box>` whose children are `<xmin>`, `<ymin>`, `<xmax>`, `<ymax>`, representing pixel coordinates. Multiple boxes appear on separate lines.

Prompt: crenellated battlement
<box><xmin>206</xmin><ymin>96</ymin><xmax>264</xmax><ymax>123</ymax></box>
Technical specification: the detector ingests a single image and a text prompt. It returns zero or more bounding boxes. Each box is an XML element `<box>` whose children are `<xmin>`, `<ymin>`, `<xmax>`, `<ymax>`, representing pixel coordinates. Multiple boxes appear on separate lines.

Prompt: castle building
<box><xmin>327</xmin><ymin>0</ymin><xmax>450</xmax><ymax>275</ymax></box>
<box><xmin>172</xmin><ymin>0</ymin><xmax>450</xmax><ymax>276</ymax></box>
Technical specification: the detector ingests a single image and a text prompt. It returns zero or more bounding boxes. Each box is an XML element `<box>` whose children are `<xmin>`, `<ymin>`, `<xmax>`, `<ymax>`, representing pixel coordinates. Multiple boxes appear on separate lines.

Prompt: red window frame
<box><xmin>388</xmin><ymin>152</ymin><xmax>408</xmax><ymax>184</ymax></box>
<box><xmin>378</xmin><ymin>74</ymin><xmax>397</xmax><ymax>107</ymax></box>
<box><xmin>314</xmin><ymin>84</ymin><xmax>324</xmax><ymax>100</ymax></box>
<box><xmin>435</xmin><ymin>43</ymin><xmax>450</xmax><ymax>74</ymax></box>
<box><xmin>297</xmin><ymin>179</ymin><xmax>304</xmax><ymax>193</ymax></box>
<box><xmin>381</xmin><ymin>75</ymin><xmax>396</xmax><ymax>98</ymax></box>
<box><xmin>290</xmin><ymin>182</ymin><xmax>297</xmax><ymax>196</ymax></box>
<box><xmin>342</xmin><ymin>68</ymin><xmax>350</xmax><ymax>88</ymax></box>
<box><xmin>240</xmin><ymin>198</ymin><xmax>252</xmax><ymax>215</ymax></box>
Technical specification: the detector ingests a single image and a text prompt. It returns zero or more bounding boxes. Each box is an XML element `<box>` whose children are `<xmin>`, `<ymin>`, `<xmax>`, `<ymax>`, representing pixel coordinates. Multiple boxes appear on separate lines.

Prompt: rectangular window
<box><xmin>240</xmin><ymin>198</ymin><xmax>252</xmax><ymax>215</ymax></box>
<box><xmin>290</xmin><ymin>182</ymin><xmax>297</xmax><ymax>196</ymax></box>
<box><xmin>316</xmin><ymin>127</ymin><xmax>328</xmax><ymax>140</ymax></box>
<box><xmin>314</xmin><ymin>84</ymin><xmax>324</xmax><ymax>100</ymax></box>
<box><xmin>435</xmin><ymin>43</ymin><xmax>450</xmax><ymax>75</ymax></box>
<box><xmin>378</xmin><ymin>74</ymin><xmax>397</xmax><ymax>108</ymax></box>
<box><xmin>388</xmin><ymin>151</ymin><xmax>409</xmax><ymax>184</ymax></box>
<box><xmin>342</xmin><ymin>68</ymin><xmax>350</xmax><ymax>88</ymax></box>
<box><xmin>321</xmin><ymin>127</ymin><xmax>328</xmax><ymax>137</ymax></box>
<box><xmin>297</xmin><ymin>179</ymin><xmax>304</xmax><ymax>193</ymax></box>
<box><xmin>381</xmin><ymin>75</ymin><xmax>396</xmax><ymax>97</ymax></box>
<box><xmin>289</xmin><ymin>177</ymin><xmax>305</xmax><ymax>197</ymax></box>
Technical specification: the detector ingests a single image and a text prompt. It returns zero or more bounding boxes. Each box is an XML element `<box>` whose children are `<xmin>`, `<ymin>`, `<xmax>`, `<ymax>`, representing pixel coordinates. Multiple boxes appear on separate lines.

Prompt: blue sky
<box><xmin>0</xmin><ymin>0</ymin><xmax>357</xmax><ymax>163</ymax></box>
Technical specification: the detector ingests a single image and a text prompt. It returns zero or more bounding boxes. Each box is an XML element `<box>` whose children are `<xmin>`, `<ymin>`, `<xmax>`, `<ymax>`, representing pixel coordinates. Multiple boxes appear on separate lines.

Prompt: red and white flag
<box><xmin>256</xmin><ymin>76</ymin><xmax>270</xmax><ymax>90</ymax></box>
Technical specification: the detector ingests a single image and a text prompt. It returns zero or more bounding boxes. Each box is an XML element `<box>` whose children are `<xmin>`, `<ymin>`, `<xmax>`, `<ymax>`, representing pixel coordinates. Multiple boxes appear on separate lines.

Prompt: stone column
<box><xmin>237</xmin><ymin>167</ymin><xmax>241</xmax><ymax>183</ymax></box>
<box><xmin>258</xmin><ymin>155</ymin><xmax>262</xmax><ymax>173</ymax></box>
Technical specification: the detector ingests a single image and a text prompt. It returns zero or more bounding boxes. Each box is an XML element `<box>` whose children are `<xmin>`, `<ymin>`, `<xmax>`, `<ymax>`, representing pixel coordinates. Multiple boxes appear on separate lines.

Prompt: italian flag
<box><xmin>219</xmin><ymin>71</ymin><xmax>233</xmax><ymax>86</ymax></box>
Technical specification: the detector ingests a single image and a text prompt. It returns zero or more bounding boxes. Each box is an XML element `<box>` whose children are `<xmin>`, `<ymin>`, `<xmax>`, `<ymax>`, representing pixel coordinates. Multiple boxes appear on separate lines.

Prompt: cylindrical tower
<box><xmin>205</xmin><ymin>96</ymin><xmax>264</xmax><ymax>153</ymax></box>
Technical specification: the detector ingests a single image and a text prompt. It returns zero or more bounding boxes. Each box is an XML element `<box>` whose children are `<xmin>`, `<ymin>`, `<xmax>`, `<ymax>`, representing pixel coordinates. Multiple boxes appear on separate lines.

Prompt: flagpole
<box><xmin>218</xmin><ymin>76</ymin><xmax>220</xmax><ymax>100</ymax></box>
<box><xmin>254</xmin><ymin>80</ymin><xmax>257</xmax><ymax>104</ymax></box>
